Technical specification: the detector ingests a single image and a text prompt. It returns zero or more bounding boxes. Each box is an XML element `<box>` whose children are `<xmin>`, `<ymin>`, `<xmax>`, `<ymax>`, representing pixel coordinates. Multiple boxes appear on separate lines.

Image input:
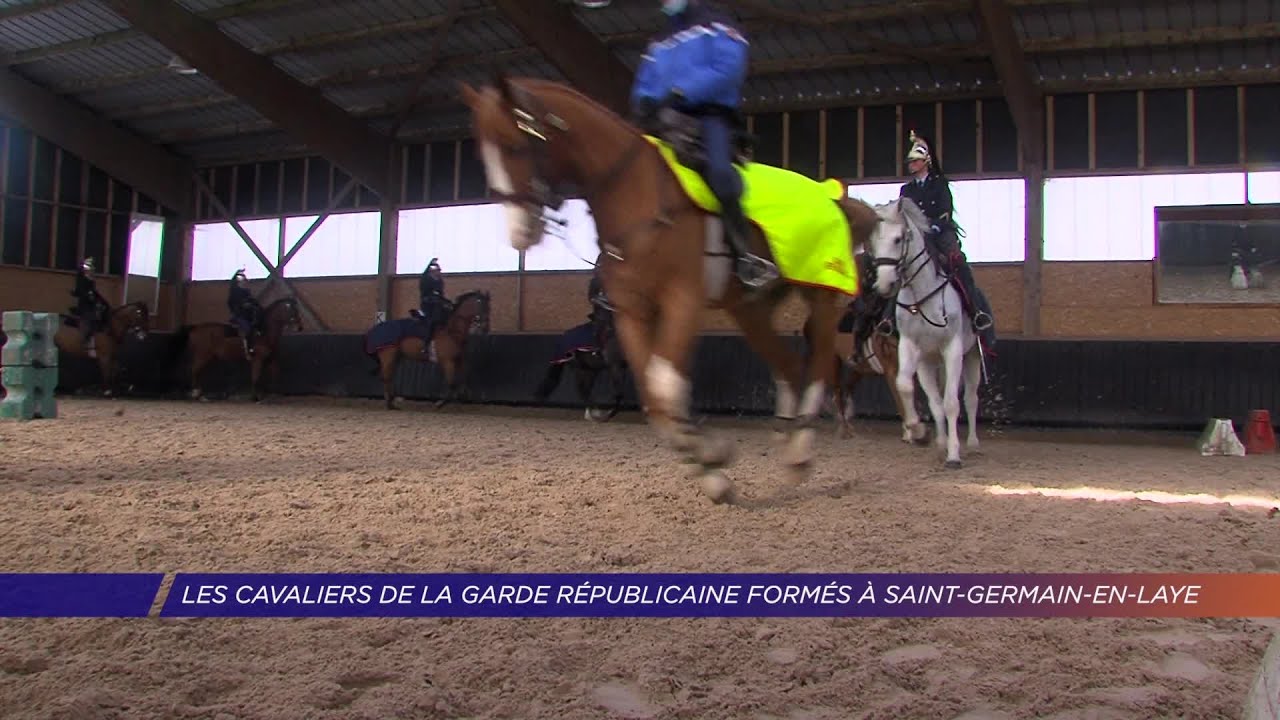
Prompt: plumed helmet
<box><xmin>427</xmin><ymin>258</ymin><xmax>441</xmax><ymax>270</ymax></box>
<box><xmin>233</xmin><ymin>268</ymin><xmax>247</xmax><ymax>280</ymax></box>
<box><xmin>905</xmin><ymin>129</ymin><xmax>931</xmax><ymax>164</ymax></box>
<box><xmin>81</xmin><ymin>257</ymin><xmax>95</xmax><ymax>271</ymax></box>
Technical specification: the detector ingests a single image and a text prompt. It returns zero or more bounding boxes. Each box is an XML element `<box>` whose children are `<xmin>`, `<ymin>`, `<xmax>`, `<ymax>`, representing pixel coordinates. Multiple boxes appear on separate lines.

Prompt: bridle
<box><xmin>482</xmin><ymin>79</ymin><xmax>681</xmax><ymax>259</ymax></box>
<box><xmin>869</xmin><ymin>201</ymin><xmax>953</xmax><ymax>328</ymax></box>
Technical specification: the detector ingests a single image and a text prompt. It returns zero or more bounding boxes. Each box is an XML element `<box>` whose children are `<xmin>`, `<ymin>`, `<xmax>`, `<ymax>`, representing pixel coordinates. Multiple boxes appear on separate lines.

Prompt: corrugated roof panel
<box><xmin>178</xmin><ymin>130</ymin><xmax>300</xmax><ymax>162</ymax></box>
<box><xmin>76</xmin><ymin>72</ymin><xmax>224</xmax><ymax>111</ymax></box>
<box><xmin>18</xmin><ymin>36</ymin><xmax>172</xmax><ymax>87</ymax></box>
<box><xmin>131</xmin><ymin>102</ymin><xmax>268</xmax><ymax>136</ymax></box>
<box><xmin>322</xmin><ymin>80</ymin><xmax>416</xmax><ymax>111</ymax></box>
<box><xmin>0</xmin><ymin>0</ymin><xmax>128</xmax><ymax>50</ymax></box>
<box><xmin>279</xmin><ymin>35</ymin><xmax>429</xmax><ymax>79</ymax></box>
<box><xmin>219</xmin><ymin>0</ymin><xmax>452</xmax><ymax>49</ymax></box>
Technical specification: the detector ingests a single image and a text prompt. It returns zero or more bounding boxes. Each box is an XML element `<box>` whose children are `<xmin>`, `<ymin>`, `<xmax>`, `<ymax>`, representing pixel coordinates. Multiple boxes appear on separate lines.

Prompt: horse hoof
<box><xmin>784</xmin><ymin>461</ymin><xmax>813</xmax><ymax>485</ymax></box>
<box><xmin>698</xmin><ymin>434</ymin><xmax>736</xmax><ymax>469</ymax></box>
<box><xmin>700</xmin><ymin>470</ymin><xmax>736</xmax><ymax>504</ymax></box>
<box><xmin>944</xmin><ymin>459</ymin><xmax>963</xmax><ymax>470</ymax></box>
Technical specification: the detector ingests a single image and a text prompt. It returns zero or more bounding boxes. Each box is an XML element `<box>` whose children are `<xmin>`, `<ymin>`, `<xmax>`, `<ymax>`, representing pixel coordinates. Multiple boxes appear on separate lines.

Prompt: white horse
<box><xmin>865</xmin><ymin>197</ymin><xmax>982</xmax><ymax>469</ymax></box>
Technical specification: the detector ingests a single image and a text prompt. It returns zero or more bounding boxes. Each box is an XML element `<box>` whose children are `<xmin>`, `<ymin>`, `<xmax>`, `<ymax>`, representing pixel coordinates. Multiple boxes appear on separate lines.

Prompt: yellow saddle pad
<box><xmin>645</xmin><ymin>135</ymin><xmax>858</xmax><ymax>297</ymax></box>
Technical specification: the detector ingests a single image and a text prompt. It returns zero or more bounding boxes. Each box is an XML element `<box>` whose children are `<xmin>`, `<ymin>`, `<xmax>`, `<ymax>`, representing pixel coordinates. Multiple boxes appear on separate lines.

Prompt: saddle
<box><xmin>654</xmin><ymin>107</ymin><xmax>754</xmax><ymax>171</ymax></box>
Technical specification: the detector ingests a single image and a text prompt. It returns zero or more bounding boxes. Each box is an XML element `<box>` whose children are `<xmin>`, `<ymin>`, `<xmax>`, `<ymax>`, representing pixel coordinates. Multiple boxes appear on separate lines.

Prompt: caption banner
<box><xmin>2</xmin><ymin>573</ymin><xmax>1277</xmax><ymax>618</ymax></box>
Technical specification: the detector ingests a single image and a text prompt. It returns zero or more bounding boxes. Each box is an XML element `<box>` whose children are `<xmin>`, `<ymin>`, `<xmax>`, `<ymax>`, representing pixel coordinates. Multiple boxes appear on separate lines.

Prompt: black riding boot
<box><xmin>950</xmin><ymin>259</ymin><xmax>993</xmax><ymax>332</ymax></box>
<box><xmin>721</xmin><ymin>199</ymin><xmax>777</xmax><ymax>289</ymax></box>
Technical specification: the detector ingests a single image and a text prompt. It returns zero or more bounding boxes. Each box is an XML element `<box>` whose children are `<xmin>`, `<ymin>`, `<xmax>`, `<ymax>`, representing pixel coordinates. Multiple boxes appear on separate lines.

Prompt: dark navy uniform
<box><xmin>227</xmin><ymin>269</ymin><xmax>262</xmax><ymax>354</ymax></box>
<box><xmin>884</xmin><ymin>132</ymin><xmax>996</xmax><ymax>355</ymax></box>
<box><xmin>71</xmin><ymin>258</ymin><xmax>107</xmax><ymax>342</ymax></box>
<box><xmin>419</xmin><ymin>258</ymin><xmax>447</xmax><ymax>325</ymax></box>
<box><xmin>630</xmin><ymin>0</ymin><xmax>777</xmax><ymax>288</ymax></box>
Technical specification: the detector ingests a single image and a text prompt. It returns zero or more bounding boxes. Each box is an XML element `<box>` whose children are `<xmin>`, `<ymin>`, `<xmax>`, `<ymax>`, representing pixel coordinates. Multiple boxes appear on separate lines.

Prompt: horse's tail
<box><xmin>166</xmin><ymin>324</ymin><xmax>192</xmax><ymax>368</ymax></box>
<box><xmin>534</xmin><ymin>361</ymin><xmax>565</xmax><ymax>402</ymax></box>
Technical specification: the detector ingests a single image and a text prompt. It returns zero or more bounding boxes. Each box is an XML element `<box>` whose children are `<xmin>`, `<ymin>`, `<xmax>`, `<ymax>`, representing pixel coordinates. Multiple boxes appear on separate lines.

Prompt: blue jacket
<box><xmin>630</xmin><ymin>3</ymin><xmax>749</xmax><ymax>113</ymax></box>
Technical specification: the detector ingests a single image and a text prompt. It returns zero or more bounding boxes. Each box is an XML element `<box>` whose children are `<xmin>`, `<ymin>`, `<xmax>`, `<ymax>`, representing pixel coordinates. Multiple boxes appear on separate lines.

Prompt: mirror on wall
<box><xmin>122</xmin><ymin>213</ymin><xmax>165</xmax><ymax>317</ymax></box>
<box><xmin>1155</xmin><ymin>204</ymin><xmax>1280</xmax><ymax>305</ymax></box>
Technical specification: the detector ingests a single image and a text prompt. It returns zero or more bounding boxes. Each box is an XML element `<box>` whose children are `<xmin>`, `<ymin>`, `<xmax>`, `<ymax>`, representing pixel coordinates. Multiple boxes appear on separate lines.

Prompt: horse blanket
<box><xmin>549</xmin><ymin>321</ymin><xmax>598</xmax><ymax>365</ymax></box>
<box><xmin>645</xmin><ymin>136</ymin><xmax>859</xmax><ymax>297</ymax></box>
<box><xmin>364</xmin><ymin>317</ymin><xmax>432</xmax><ymax>355</ymax></box>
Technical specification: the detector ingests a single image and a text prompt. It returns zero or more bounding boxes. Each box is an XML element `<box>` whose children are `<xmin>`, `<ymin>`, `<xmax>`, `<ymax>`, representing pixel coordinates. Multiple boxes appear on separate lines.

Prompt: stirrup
<box><xmin>972</xmin><ymin>312</ymin><xmax>993</xmax><ymax>331</ymax></box>
<box><xmin>736</xmin><ymin>254</ymin><xmax>779</xmax><ymax>289</ymax></box>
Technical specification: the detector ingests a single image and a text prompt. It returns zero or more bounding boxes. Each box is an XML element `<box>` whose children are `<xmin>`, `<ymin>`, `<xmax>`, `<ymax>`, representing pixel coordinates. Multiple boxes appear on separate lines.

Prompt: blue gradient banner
<box><xmin>0</xmin><ymin>573</ymin><xmax>165</xmax><ymax>617</ymax></box>
<box><xmin>156</xmin><ymin>573</ymin><xmax>1234</xmax><ymax>618</ymax></box>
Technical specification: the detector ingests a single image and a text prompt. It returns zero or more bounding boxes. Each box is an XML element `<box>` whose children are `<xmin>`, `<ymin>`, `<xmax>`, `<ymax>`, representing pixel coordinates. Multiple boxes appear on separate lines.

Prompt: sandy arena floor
<box><xmin>2</xmin><ymin>397</ymin><xmax>1280</xmax><ymax>719</ymax></box>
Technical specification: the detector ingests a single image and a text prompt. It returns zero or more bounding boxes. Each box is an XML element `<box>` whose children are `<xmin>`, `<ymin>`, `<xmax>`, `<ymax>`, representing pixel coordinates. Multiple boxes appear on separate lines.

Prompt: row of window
<box><xmin>190</xmin><ymin>170</ymin><xmax>1280</xmax><ymax>279</ymax></box>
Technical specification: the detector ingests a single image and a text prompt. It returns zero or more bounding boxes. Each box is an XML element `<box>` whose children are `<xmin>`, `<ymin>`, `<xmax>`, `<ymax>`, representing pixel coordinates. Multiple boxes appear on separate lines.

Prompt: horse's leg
<box><xmin>880</xmin><ymin>339</ymin><xmax>911</xmax><ymax>442</ymax></box>
<box><xmin>380</xmin><ymin>348</ymin><xmax>399</xmax><ymax>410</ymax></box>
<box><xmin>604</xmin><ymin>350</ymin><xmax>626</xmax><ymax>421</ymax></box>
<box><xmin>97</xmin><ymin>346</ymin><xmax>115</xmax><ymax>398</ymax></box>
<box><xmin>894</xmin><ymin>337</ymin><xmax>928</xmax><ymax>444</ymax></box>
<box><xmin>434</xmin><ymin>349</ymin><xmax>457</xmax><ymax>409</ymax></box>
<box><xmin>939</xmin><ymin>339</ymin><xmax>966</xmax><ymax>469</ymax></box>
<box><xmin>724</xmin><ymin>299</ymin><xmax>804</xmax><ymax>445</ymax></box>
<box><xmin>534</xmin><ymin>361</ymin><xmax>565</xmax><ymax>402</ymax></box>
<box><xmin>575</xmin><ymin>361</ymin><xmax>599</xmax><ymax>421</ymax></box>
<box><xmin>781</xmin><ymin>290</ymin><xmax>838</xmax><ymax>480</ymax></box>
<box><xmin>189</xmin><ymin>342</ymin><xmax>209</xmax><ymax>402</ymax></box>
<box><xmin>250</xmin><ymin>351</ymin><xmax>265</xmax><ymax>403</ymax></box>
<box><xmin>914</xmin><ymin>357</ymin><xmax>947</xmax><ymax>449</ymax></box>
<box><xmin>962</xmin><ymin>344</ymin><xmax>982</xmax><ymax>453</ymax></box>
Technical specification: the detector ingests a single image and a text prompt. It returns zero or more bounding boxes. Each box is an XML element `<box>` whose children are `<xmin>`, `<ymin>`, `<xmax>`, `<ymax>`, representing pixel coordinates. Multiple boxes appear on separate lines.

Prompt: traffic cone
<box><xmin>1245</xmin><ymin>410</ymin><xmax>1277</xmax><ymax>454</ymax></box>
<box><xmin>1197</xmin><ymin>418</ymin><xmax>1246</xmax><ymax>456</ymax></box>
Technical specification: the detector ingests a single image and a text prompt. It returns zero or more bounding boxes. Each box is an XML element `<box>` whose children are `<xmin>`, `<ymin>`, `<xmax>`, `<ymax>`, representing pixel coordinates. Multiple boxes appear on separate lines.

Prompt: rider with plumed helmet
<box><xmin>892</xmin><ymin>130</ymin><xmax>997</xmax><ymax>355</ymax></box>
<box><xmin>629</xmin><ymin>0</ymin><xmax>777</xmax><ymax>289</ymax></box>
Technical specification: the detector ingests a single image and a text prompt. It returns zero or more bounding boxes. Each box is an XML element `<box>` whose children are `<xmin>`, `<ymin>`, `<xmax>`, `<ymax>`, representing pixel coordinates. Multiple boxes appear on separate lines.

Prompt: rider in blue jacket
<box><xmin>630</xmin><ymin>0</ymin><xmax>777</xmax><ymax>289</ymax></box>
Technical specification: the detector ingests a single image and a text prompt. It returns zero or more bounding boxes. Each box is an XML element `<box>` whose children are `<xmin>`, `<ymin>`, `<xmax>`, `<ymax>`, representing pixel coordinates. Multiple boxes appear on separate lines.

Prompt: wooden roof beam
<box><xmin>0</xmin><ymin>65</ymin><xmax>191</xmax><ymax>211</ymax></box>
<box><xmin>491</xmin><ymin>0</ymin><xmax>632</xmax><ymax>116</ymax></box>
<box><xmin>103</xmin><ymin>0</ymin><xmax>395</xmax><ymax>198</ymax></box>
<box><xmin>974</xmin><ymin>0</ymin><xmax>1044</xmax><ymax>166</ymax></box>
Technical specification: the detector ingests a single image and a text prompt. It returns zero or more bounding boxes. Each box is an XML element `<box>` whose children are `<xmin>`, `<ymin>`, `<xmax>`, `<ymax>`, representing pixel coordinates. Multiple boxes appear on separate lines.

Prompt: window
<box><xmin>850</xmin><ymin>179</ymin><xmax>1025</xmax><ymax>262</ymax></box>
<box><xmin>1249</xmin><ymin>172</ymin><xmax>1280</xmax><ymax>204</ymax></box>
<box><xmin>126</xmin><ymin>217</ymin><xmax>164</xmax><ymax>278</ymax></box>
<box><xmin>522</xmin><ymin>199</ymin><xmax>599</xmax><ymax>271</ymax></box>
<box><xmin>847</xmin><ymin>182</ymin><xmax>902</xmax><ymax>206</ymax></box>
<box><xmin>282</xmin><ymin>211</ymin><xmax>380</xmax><ymax>278</ymax></box>
<box><xmin>190</xmin><ymin>218</ymin><xmax>280</xmax><ymax>280</ymax></box>
<box><xmin>949</xmin><ymin>179</ymin><xmax>1025</xmax><ymax>262</ymax></box>
<box><xmin>396</xmin><ymin>203</ymin><xmax>519</xmax><ymax>274</ymax></box>
<box><xmin>1043</xmin><ymin>172</ymin><xmax>1246</xmax><ymax>261</ymax></box>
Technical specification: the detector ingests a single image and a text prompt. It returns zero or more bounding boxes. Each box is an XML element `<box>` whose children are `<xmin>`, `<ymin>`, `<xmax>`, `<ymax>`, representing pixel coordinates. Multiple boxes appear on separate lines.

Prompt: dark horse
<box><xmin>364</xmin><ymin>289</ymin><xmax>491</xmax><ymax>410</ymax></box>
<box><xmin>533</xmin><ymin>295</ymin><xmax>628</xmax><ymax>421</ymax></box>
<box><xmin>52</xmin><ymin>301</ymin><xmax>150</xmax><ymax>397</ymax></box>
<box><xmin>166</xmin><ymin>297</ymin><xmax>303</xmax><ymax>402</ymax></box>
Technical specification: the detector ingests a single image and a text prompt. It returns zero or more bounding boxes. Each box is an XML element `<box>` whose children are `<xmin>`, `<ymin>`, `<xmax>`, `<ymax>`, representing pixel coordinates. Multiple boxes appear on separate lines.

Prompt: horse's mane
<box><xmin>264</xmin><ymin>296</ymin><xmax>297</xmax><ymax>312</ymax></box>
<box><xmin>452</xmin><ymin>289</ymin><xmax>490</xmax><ymax>308</ymax></box>
<box><xmin>504</xmin><ymin>76</ymin><xmax>646</xmax><ymax>141</ymax></box>
<box><xmin>879</xmin><ymin>196</ymin><xmax>931</xmax><ymax>238</ymax></box>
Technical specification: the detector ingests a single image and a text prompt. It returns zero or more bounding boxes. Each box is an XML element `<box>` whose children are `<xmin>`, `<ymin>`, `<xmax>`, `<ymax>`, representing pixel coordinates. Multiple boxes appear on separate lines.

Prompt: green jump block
<box><xmin>0</xmin><ymin>366</ymin><xmax>57</xmax><ymax>420</ymax></box>
<box><xmin>2</xmin><ymin>311</ymin><xmax>57</xmax><ymax>336</ymax></box>
<box><xmin>2</xmin><ymin>365</ymin><xmax>58</xmax><ymax>390</ymax></box>
<box><xmin>0</xmin><ymin>311</ymin><xmax>59</xmax><ymax>368</ymax></box>
<box><xmin>0</xmin><ymin>389</ymin><xmax>57</xmax><ymax>420</ymax></box>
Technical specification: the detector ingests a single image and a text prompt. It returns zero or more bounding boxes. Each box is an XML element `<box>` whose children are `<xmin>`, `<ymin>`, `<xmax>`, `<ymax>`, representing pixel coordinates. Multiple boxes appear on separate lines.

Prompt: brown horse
<box><xmin>365</xmin><ymin>290</ymin><xmax>491</xmax><ymax>410</ymax></box>
<box><xmin>52</xmin><ymin>301</ymin><xmax>150</xmax><ymax>397</ymax></box>
<box><xmin>166</xmin><ymin>297</ymin><xmax>303</xmax><ymax>402</ymax></box>
<box><xmin>460</xmin><ymin>77</ymin><xmax>881</xmax><ymax>502</ymax></box>
<box><xmin>832</xmin><ymin>330</ymin><xmax>918</xmax><ymax>441</ymax></box>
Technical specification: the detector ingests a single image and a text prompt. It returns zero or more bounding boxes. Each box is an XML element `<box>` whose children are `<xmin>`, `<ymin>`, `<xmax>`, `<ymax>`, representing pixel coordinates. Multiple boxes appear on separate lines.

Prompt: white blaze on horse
<box><xmin>864</xmin><ymin>196</ymin><xmax>982</xmax><ymax>469</ymax></box>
